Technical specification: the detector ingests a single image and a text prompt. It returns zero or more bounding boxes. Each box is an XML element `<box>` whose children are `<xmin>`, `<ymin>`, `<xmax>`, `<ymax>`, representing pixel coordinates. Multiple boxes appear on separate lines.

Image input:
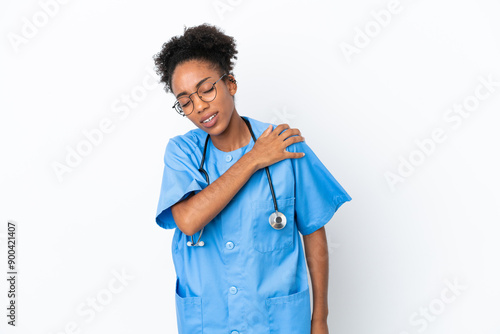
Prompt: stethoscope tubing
<box><xmin>188</xmin><ymin>116</ymin><xmax>282</xmax><ymax>247</ymax></box>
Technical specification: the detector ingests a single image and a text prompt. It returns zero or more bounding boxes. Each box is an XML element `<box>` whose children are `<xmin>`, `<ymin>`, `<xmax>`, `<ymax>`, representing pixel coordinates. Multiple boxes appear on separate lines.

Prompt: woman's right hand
<box><xmin>249</xmin><ymin>123</ymin><xmax>305</xmax><ymax>170</ymax></box>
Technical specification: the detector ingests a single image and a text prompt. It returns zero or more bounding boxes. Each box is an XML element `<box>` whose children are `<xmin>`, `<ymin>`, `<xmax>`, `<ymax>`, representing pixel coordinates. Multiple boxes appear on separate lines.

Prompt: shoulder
<box><xmin>162</xmin><ymin>128</ymin><xmax>208</xmax><ymax>166</ymax></box>
<box><xmin>166</xmin><ymin>128</ymin><xmax>207</xmax><ymax>154</ymax></box>
<box><xmin>244</xmin><ymin>115</ymin><xmax>276</xmax><ymax>137</ymax></box>
<box><xmin>244</xmin><ymin>115</ymin><xmax>307</xmax><ymax>153</ymax></box>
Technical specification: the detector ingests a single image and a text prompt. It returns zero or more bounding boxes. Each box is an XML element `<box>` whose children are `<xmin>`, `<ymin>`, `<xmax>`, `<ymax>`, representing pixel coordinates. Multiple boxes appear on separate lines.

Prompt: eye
<box><xmin>177</xmin><ymin>96</ymin><xmax>191</xmax><ymax>108</ymax></box>
<box><xmin>202</xmin><ymin>87</ymin><xmax>214</xmax><ymax>94</ymax></box>
<box><xmin>199</xmin><ymin>82</ymin><xmax>215</xmax><ymax>95</ymax></box>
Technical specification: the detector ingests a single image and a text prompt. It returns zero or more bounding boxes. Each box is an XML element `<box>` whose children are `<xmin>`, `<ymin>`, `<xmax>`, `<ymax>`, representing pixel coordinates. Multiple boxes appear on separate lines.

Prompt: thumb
<box><xmin>263</xmin><ymin>124</ymin><xmax>272</xmax><ymax>136</ymax></box>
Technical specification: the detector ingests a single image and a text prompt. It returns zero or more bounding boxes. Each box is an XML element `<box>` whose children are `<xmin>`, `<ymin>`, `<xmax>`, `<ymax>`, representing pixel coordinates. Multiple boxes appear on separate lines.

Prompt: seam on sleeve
<box><xmin>299</xmin><ymin>194</ymin><xmax>352</xmax><ymax>236</ymax></box>
<box><xmin>171</xmin><ymin>137</ymin><xmax>196</xmax><ymax>157</ymax></box>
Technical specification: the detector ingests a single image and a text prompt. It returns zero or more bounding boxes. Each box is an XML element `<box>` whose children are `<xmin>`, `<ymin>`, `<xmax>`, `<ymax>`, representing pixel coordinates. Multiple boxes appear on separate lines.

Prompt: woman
<box><xmin>153</xmin><ymin>23</ymin><xmax>352</xmax><ymax>334</ymax></box>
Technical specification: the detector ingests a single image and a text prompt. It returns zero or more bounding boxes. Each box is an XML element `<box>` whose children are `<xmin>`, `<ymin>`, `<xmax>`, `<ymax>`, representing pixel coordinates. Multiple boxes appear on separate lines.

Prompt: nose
<box><xmin>192</xmin><ymin>93</ymin><xmax>209</xmax><ymax>114</ymax></box>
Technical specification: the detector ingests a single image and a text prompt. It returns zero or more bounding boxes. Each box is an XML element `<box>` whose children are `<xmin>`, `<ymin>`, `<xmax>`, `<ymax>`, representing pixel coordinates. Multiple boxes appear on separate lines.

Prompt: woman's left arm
<box><xmin>303</xmin><ymin>226</ymin><xmax>330</xmax><ymax>334</ymax></box>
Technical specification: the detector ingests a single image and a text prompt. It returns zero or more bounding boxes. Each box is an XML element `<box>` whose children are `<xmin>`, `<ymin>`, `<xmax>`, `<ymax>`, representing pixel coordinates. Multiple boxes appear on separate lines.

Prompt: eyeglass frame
<box><xmin>172</xmin><ymin>73</ymin><xmax>228</xmax><ymax>117</ymax></box>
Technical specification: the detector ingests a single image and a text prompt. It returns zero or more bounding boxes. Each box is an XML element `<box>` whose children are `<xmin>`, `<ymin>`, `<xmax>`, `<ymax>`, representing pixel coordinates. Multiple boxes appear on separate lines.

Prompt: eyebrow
<box><xmin>175</xmin><ymin>76</ymin><xmax>211</xmax><ymax>99</ymax></box>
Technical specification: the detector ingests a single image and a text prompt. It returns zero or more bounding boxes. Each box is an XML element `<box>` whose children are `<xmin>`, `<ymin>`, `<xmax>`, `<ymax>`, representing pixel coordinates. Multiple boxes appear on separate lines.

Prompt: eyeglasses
<box><xmin>172</xmin><ymin>73</ymin><xmax>228</xmax><ymax>116</ymax></box>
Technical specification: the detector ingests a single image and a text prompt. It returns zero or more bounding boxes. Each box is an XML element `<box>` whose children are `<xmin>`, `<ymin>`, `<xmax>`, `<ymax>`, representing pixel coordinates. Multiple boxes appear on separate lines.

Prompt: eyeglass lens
<box><xmin>176</xmin><ymin>81</ymin><xmax>217</xmax><ymax>115</ymax></box>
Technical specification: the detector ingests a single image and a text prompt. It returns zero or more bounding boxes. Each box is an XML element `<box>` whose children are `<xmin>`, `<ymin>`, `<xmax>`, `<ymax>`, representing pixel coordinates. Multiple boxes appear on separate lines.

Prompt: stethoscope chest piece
<box><xmin>269</xmin><ymin>211</ymin><xmax>287</xmax><ymax>230</ymax></box>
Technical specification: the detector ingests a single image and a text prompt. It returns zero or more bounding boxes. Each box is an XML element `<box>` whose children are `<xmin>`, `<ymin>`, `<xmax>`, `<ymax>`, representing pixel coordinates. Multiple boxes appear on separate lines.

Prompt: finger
<box><xmin>281</xmin><ymin>128</ymin><xmax>301</xmax><ymax>141</ymax></box>
<box><xmin>287</xmin><ymin>151</ymin><xmax>305</xmax><ymax>159</ymax></box>
<box><xmin>263</xmin><ymin>124</ymin><xmax>272</xmax><ymax>135</ymax></box>
<box><xmin>259</xmin><ymin>124</ymin><xmax>273</xmax><ymax>138</ymax></box>
<box><xmin>281</xmin><ymin>135</ymin><xmax>305</xmax><ymax>150</ymax></box>
<box><xmin>273</xmin><ymin>123</ymin><xmax>290</xmax><ymax>136</ymax></box>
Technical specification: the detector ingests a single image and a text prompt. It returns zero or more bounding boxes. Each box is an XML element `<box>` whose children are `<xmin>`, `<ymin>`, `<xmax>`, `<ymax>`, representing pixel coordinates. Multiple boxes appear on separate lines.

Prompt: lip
<box><xmin>200</xmin><ymin>112</ymin><xmax>218</xmax><ymax>128</ymax></box>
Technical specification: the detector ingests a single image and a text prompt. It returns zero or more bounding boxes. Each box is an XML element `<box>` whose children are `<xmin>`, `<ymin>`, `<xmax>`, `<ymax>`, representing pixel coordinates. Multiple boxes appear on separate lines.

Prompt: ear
<box><xmin>226</xmin><ymin>75</ymin><xmax>238</xmax><ymax>96</ymax></box>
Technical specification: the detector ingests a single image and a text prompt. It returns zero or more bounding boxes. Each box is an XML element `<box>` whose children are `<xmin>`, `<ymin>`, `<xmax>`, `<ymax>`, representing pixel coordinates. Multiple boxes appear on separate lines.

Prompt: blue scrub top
<box><xmin>156</xmin><ymin>116</ymin><xmax>352</xmax><ymax>334</ymax></box>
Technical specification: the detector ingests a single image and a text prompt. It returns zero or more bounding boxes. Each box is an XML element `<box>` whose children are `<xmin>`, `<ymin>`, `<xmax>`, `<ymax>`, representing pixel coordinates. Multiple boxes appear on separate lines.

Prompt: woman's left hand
<box><xmin>311</xmin><ymin>318</ymin><xmax>329</xmax><ymax>334</ymax></box>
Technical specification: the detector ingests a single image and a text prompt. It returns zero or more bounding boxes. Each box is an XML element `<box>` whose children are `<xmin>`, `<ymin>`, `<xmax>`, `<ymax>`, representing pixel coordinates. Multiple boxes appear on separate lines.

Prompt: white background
<box><xmin>1</xmin><ymin>0</ymin><xmax>500</xmax><ymax>333</ymax></box>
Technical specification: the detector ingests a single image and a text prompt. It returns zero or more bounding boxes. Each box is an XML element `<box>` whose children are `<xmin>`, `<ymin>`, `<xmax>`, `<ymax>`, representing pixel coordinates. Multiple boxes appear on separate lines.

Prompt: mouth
<box><xmin>200</xmin><ymin>112</ymin><xmax>218</xmax><ymax>128</ymax></box>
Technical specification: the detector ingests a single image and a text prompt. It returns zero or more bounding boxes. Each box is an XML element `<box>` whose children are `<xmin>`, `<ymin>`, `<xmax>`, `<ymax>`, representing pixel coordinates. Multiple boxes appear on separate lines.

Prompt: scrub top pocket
<box><xmin>175</xmin><ymin>278</ymin><xmax>203</xmax><ymax>333</ymax></box>
<box><xmin>251</xmin><ymin>197</ymin><xmax>295</xmax><ymax>253</ymax></box>
<box><xmin>265</xmin><ymin>287</ymin><xmax>311</xmax><ymax>334</ymax></box>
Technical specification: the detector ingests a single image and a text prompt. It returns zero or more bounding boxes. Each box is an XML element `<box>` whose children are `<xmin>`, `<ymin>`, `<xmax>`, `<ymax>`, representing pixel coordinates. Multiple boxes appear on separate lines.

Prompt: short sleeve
<box><xmin>287</xmin><ymin>140</ymin><xmax>352</xmax><ymax>235</ymax></box>
<box><xmin>155</xmin><ymin>138</ymin><xmax>208</xmax><ymax>230</ymax></box>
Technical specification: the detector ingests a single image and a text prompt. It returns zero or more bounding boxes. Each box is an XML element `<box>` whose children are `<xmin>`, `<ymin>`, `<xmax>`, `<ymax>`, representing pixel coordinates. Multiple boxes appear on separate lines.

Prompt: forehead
<box><xmin>171</xmin><ymin>60</ymin><xmax>219</xmax><ymax>95</ymax></box>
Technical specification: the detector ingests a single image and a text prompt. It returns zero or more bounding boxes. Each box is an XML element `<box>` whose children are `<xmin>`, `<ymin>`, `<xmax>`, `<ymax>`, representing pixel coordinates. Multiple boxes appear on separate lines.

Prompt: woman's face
<box><xmin>171</xmin><ymin>60</ymin><xmax>237</xmax><ymax>135</ymax></box>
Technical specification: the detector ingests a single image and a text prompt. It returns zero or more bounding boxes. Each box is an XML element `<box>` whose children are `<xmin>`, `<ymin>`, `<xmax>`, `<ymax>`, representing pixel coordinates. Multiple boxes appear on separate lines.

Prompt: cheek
<box><xmin>217</xmin><ymin>91</ymin><xmax>234</xmax><ymax>108</ymax></box>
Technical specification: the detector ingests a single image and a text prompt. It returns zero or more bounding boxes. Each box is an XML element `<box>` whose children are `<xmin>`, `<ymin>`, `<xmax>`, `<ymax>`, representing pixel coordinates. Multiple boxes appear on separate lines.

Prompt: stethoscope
<box><xmin>187</xmin><ymin>116</ymin><xmax>286</xmax><ymax>247</ymax></box>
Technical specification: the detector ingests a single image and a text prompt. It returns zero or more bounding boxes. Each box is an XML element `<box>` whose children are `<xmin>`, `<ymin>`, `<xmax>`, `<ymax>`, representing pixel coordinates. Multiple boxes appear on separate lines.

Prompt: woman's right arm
<box><xmin>171</xmin><ymin>123</ymin><xmax>305</xmax><ymax>236</ymax></box>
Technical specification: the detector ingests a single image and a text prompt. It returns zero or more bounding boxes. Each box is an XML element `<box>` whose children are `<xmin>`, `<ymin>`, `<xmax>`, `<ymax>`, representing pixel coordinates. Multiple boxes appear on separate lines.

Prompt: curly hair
<box><xmin>152</xmin><ymin>23</ymin><xmax>238</xmax><ymax>94</ymax></box>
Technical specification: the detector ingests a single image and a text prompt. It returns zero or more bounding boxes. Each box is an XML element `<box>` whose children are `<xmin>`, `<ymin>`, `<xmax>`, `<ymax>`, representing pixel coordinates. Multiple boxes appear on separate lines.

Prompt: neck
<box><xmin>210</xmin><ymin>111</ymin><xmax>251</xmax><ymax>152</ymax></box>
